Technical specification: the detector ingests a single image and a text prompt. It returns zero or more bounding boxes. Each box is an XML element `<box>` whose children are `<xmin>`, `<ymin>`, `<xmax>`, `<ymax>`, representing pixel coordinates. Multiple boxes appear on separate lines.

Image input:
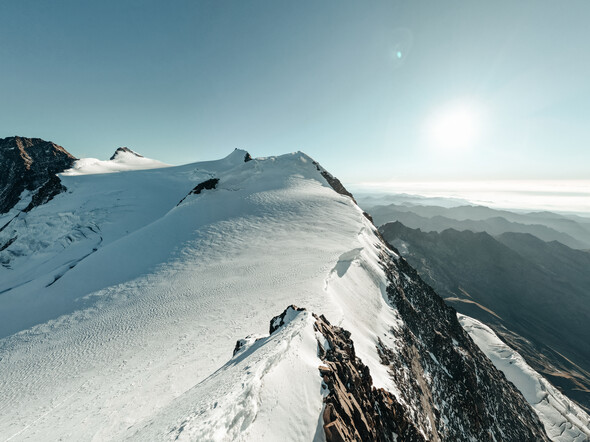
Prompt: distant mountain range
<box><xmin>379</xmin><ymin>221</ymin><xmax>590</xmax><ymax>412</ymax></box>
<box><xmin>367</xmin><ymin>203</ymin><xmax>590</xmax><ymax>250</ymax></box>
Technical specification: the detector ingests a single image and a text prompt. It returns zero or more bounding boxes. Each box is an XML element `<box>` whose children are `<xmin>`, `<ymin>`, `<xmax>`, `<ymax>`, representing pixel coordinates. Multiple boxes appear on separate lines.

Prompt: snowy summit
<box><xmin>62</xmin><ymin>146</ymin><xmax>170</xmax><ymax>176</ymax></box>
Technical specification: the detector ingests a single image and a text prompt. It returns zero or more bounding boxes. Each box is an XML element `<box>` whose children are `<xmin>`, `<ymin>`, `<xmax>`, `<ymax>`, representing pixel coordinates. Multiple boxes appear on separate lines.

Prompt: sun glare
<box><xmin>426</xmin><ymin>101</ymin><xmax>483</xmax><ymax>152</ymax></box>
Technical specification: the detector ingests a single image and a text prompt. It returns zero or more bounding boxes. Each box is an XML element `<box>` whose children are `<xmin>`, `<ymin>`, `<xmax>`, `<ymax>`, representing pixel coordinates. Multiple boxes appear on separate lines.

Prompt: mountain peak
<box><xmin>0</xmin><ymin>136</ymin><xmax>77</xmax><ymax>213</ymax></box>
<box><xmin>110</xmin><ymin>147</ymin><xmax>143</xmax><ymax>161</ymax></box>
<box><xmin>224</xmin><ymin>148</ymin><xmax>252</xmax><ymax>164</ymax></box>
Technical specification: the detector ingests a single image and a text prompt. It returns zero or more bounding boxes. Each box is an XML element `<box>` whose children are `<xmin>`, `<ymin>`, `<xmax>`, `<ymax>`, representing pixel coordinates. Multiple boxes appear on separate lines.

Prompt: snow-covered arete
<box><xmin>0</xmin><ymin>150</ymin><xmax>398</xmax><ymax>440</ymax></box>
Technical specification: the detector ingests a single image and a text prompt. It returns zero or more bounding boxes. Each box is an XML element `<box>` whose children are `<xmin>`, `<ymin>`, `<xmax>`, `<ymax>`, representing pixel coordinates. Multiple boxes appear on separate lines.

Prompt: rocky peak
<box><xmin>269</xmin><ymin>305</ymin><xmax>306</xmax><ymax>334</ymax></box>
<box><xmin>0</xmin><ymin>136</ymin><xmax>77</xmax><ymax>214</ymax></box>
<box><xmin>110</xmin><ymin>147</ymin><xmax>143</xmax><ymax>160</ymax></box>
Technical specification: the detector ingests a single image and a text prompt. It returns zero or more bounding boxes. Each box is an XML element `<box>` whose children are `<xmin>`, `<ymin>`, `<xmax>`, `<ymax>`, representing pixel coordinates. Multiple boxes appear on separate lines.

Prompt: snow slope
<box><xmin>0</xmin><ymin>147</ymin><xmax>572</xmax><ymax>441</ymax></box>
<box><xmin>131</xmin><ymin>308</ymin><xmax>327</xmax><ymax>441</ymax></box>
<box><xmin>0</xmin><ymin>150</ymin><xmax>399</xmax><ymax>440</ymax></box>
<box><xmin>459</xmin><ymin>314</ymin><xmax>590</xmax><ymax>442</ymax></box>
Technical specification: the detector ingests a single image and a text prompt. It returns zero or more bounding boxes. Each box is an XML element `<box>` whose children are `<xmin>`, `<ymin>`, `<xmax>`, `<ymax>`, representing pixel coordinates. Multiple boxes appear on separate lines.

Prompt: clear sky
<box><xmin>1</xmin><ymin>0</ymin><xmax>589</xmax><ymax>183</ymax></box>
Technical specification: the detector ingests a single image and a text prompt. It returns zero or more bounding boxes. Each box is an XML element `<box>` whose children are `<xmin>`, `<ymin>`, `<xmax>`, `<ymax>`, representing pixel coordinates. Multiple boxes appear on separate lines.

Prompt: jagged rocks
<box><xmin>311</xmin><ymin>160</ymin><xmax>356</xmax><ymax>203</ymax></box>
<box><xmin>269</xmin><ymin>305</ymin><xmax>306</xmax><ymax>334</ymax></box>
<box><xmin>314</xmin><ymin>313</ymin><xmax>425</xmax><ymax>442</ymax></box>
<box><xmin>190</xmin><ymin>178</ymin><xmax>219</xmax><ymax>195</ymax></box>
<box><xmin>0</xmin><ymin>136</ymin><xmax>76</xmax><ymax>213</ymax></box>
<box><xmin>176</xmin><ymin>178</ymin><xmax>219</xmax><ymax>206</ymax></box>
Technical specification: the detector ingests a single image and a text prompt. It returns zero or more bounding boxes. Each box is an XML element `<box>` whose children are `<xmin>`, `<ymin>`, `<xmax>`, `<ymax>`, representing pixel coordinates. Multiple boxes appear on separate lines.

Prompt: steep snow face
<box><xmin>62</xmin><ymin>147</ymin><xmax>170</xmax><ymax>175</ymax></box>
<box><xmin>459</xmin><ymin>314</ymin><xmax>590</xmax><ymax>442</ymax></box>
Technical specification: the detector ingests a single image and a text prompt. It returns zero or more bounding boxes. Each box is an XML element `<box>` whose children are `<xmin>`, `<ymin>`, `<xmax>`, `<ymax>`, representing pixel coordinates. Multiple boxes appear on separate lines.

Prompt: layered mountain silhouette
<box><xmin>368</xmin><ymin>203</ymin><xmax>590</xmax><ymax>250</ymax></box>
<box><xmin>380</xmin><ymin>221</ymin><xmax>590</xmax><ymax>412</ymax></box>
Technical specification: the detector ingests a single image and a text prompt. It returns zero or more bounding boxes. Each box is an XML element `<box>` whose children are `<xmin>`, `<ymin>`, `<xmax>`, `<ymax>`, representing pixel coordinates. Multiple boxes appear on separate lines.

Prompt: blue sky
<box><xmin>1</xmin><ymin>1</ymin><xmax>589</xmax><ymax>183</ymax></box>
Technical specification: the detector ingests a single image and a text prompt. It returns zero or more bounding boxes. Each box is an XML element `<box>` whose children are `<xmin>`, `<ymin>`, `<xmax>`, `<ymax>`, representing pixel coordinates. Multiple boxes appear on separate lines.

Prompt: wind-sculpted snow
<box><xmin>131</xmin><ymin>307</ymin><xmax>325</xmax><ymax>441</ymax></box>
<box><xmin>0</xmin><ymin>149</ymin><xmax>552</xmax><ymax>441</ymax></box>
<box><xmin>460</xmin><ymin>315</ymin><xmax>590</xmax><ymax>441</ymax></box>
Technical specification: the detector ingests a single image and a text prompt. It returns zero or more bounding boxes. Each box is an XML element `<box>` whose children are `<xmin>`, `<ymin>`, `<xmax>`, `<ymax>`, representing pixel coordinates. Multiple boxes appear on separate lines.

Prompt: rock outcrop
<box><xmin>176</xmin><ymin>178</ymin><xmax>219</xmax><ymax>206</ymax></box>
<box><xmin>269</xmin><ymin>305</ymin><xmax>306</xmax><ymax>334</ymax></box>
<box><xmin>314</xmin><ymin>313</ymin><xmax>425</xmax><ymax>442</ymax></box>
<box><xmin>0</xmin><ymin>136</ymin><xmax>76</xmax><ymax>214</ymax></box>
<box><xmin>376</xmin><ymin>241</ymin><xmax>550</xmax><ymax>441</ymax></box>
<box><xmin>110</xmin><ymin>147</ymin><xmax>143</xmax><ymax>160</ymax></box>
<box><xmin>311</xmin><ymin>160</ymin><xmax>356</xmax><ymax>203</ymax></box>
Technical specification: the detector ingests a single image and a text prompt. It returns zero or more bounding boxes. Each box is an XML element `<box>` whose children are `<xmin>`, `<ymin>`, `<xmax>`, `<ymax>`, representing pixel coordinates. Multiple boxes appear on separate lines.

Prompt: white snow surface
<box><xmin>0</xmin><ymin>149</ymin><xmax>399</xmax><ymax>441</ymax></box>
<box><xmin>62</xmin><ymin>148</ymin><xmax>170</xmax><ymax>175</ymax></box>
<box><xmin>459</xmin><ymin>314</ymin><xmax>590</xmax><ymax>442</ymax></box>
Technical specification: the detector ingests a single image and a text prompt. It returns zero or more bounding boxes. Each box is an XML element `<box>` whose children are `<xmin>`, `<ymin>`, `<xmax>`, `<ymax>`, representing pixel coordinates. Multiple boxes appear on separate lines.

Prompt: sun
<box><xmin>426</xmin><ymin>101</ymin><xmax>483</xmax><ymax>152</ymax></box>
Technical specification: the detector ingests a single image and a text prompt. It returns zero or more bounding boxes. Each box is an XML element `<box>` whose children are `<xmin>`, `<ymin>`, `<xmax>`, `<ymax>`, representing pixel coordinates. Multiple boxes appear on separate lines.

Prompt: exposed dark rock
<box><xmin>314</xmin><ymin>313</ymin><xmax>425</xmax><ymax>442</ymax></box>
<box><xmin>233</xmin><ymin>339</ymin><xmax>248</xmax><ymax>356</ymax></box>
<box><xmin>191</xmin><ymin>178</ymin><xmax>219</xmax><ymax>195</ymax></box>
<box><xmin>362</xmin><ymin>211</ymin><xmax>373</xmax><ymax>223</ymax></box>
<box><xmin>377</xmin><ymin>243</ymin><xmax>550</xmax><ymax>441</ymax></box>
<box><xmin>269</xmin><ymin>305</ymin><xmax>306</xmax><ymax>334</ymax></box>
<box><xmin>23</xmin><ymin>174</ymin><xmax>67</xmax><ymax>212</ymax></box>
<box><xmin>110</xmin><ymin>147</ymin><xmax>143</xmax><ymax>160</ymax></box>
<box><xmin>244</xmin><ymin>152</ymin><xmax>253</xmax><ymax>162</ymax></box>
<box><xmin>0</xmin><ymin>236</ymin><xmax>17</xmax><ymax>252</ymax></box>
<box><xmin>176</xmin><ymin>178</ymin><xmax>219</xmax><ymax>206</ymax></box>
<box><xmin>0</xmin><ymin>136</ymin><xmax>77</xmax><ymax>214</ymax></box>
<box><xmin>232</xmin><ymin>335</ymin><xmax>265</xmax><ymax>356</ymax></box>
<box><xmin>311</xmin><ymin>160</ymin><xmax>356</xmax><ymax>204</ymax></box>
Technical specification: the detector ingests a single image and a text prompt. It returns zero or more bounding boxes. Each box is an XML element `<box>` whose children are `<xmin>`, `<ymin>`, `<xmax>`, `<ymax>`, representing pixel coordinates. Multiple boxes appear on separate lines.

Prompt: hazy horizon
<box><xmin>350</xmin><ymin>179</ymin><xmax>590</xmax><ymax>216</ymax></box>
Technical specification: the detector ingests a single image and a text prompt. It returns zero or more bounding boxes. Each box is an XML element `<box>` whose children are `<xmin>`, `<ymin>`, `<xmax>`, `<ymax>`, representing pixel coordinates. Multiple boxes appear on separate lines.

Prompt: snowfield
<box><xmin>459</xmin><ymin>314</ymin><xmax>590</xmax><ymax>442</ymax></box>
<box><xmin>0</xmin><ymin>150</ymin><xmax>399</xmax><ymax>441</ymax></box>
<box><xmin>0</xmin><ymin>149</ymin><xmax>588</xmax><ymax>441</ymax></box>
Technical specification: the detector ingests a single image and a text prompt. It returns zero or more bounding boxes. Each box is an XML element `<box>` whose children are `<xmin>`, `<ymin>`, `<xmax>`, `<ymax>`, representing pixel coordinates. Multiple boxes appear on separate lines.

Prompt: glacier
<box><xmin>0</xmin><ymin>148</ymin><xmax>586</xmax><ymax>441</ymax></box>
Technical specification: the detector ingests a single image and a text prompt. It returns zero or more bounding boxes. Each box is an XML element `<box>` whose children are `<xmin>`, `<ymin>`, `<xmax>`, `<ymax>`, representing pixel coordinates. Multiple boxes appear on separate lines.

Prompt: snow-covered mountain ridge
<box><xmin>0</xmin><ymin>141</ymin><xmax>585</xmax><ymax>440</ymax></box>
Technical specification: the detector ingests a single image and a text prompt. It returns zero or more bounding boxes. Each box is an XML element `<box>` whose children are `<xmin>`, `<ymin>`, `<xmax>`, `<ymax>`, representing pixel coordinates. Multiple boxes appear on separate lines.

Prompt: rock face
<box><xmin>314</xmin><ymin>313</ymin><xmax>425</xmax><ymax>442</ymax></box>
<box><xmin>311</xmin><ymin>160</ymin><xmax>356</xmax><ymax>203</ymax></box>
<box><xmin>176</xmin><ymin>178</ymin><xmax>219</xmax><ymax>206</ymax></box>
<box><xmin>0</xmin><ymin>136</ymin><xmax>76</xmax><ymax>214</ymax></box>
<box><xmin>377</xmin><ymin>242</ymin><xmax>550</xmax><ymax>441</ymax></box>
<box><xmin>269</xmin><ymin>304</ymin><xmax>306</xmax><ymax>334</ymax></box>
